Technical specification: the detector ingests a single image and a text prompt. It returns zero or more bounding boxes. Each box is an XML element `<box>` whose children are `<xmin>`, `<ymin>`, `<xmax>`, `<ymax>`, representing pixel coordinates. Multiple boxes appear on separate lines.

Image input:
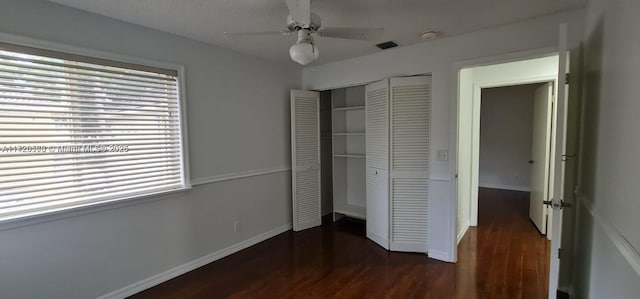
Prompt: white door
<box><xmin>548</xmin><ymin>24</ymin><xmax>571</xmax><ymax>299</ymax></box>
<box><xmin>291</xmin><ymin>90</ymin><xmax>322</xmax><ymax>231</ymax></box>
<box><xmin>365</xmin><ymin>79</ymin><xmax>390</xmax><ymax>249</ymax></box>
<box><xmin>389</xmin><ymin>76</ymin><xmax>431</xmax><ymax>253</ymax></box>
<box><xmin>529</xmin><ymin>82</ymin><xmax>553</xmax><ymax>234</ymax></box>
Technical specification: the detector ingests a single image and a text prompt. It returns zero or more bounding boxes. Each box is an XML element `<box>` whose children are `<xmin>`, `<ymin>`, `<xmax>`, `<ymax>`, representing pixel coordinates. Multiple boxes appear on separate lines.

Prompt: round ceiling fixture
<box><xmin>420</xmin><ymin>30</ymin><xmax>439</xmax><ymax>41</ymax></box>
<box><xmin>289</xmin><ymin>29</ymin><xmax>319</xmax><ymax>65</ymax></box>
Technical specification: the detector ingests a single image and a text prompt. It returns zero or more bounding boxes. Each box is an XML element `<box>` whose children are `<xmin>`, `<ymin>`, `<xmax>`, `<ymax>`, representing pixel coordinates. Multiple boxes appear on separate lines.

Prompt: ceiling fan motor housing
<box><xmin>287</xmin><ymin>13</ymin><xmax>321</xmax><ymax>32</ymax></box>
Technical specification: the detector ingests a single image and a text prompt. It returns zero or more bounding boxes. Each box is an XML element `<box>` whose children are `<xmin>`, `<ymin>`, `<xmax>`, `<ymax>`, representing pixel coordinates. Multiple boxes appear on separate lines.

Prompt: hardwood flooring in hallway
<box><xmin>131</xmin><ymin>188</ymin><xmax>550</xmax><ymax>299</ymax></box>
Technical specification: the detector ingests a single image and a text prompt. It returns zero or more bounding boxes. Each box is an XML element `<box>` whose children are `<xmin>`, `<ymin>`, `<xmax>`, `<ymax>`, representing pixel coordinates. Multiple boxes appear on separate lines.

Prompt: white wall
<box><xmin>0</xmin><ymin>0</ymin><xmax>300</xmax><ymax>298</ymax></box>
<box><xmin>479</xmin><ymin>84</ymin><xmax>540</xmax><ymax>192</ymax></box>
<box><xmin>572</xmin><ymin>0</ymin><xmax>640</xmax><ymax>297</ymax></box>
<box><xmin>303</xmin><ymin>9</ymin><xmax>584</xmax><ymax>261</ymax></box>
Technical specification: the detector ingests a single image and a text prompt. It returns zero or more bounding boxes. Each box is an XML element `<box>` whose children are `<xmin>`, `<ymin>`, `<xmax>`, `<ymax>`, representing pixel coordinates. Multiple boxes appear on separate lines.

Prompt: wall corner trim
<box><xmin>579</xmin><ymin>195</ymin><xmax>640</xmax><ymax>279</ymax></box>
<box><xmin>98</xmin><ymin>223</ymin><xmax>293</xmax><ymax>299</ymax></box>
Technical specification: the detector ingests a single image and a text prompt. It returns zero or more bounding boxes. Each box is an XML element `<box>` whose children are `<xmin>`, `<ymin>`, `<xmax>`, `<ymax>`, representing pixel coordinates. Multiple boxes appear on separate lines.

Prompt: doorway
<box><xmin>456</xmin><ymin>55</ymin><xmax>559</xmax><ymax>243</ymax></box>
<box><xmin>455</xmin><ymin>56</ymin><xmax>560</xmax><ymax>298</ymax></box>
<box><xmin>478</xmin><ymin>83</ymin><xmax>554</xmax><ymax>239</ymax></box>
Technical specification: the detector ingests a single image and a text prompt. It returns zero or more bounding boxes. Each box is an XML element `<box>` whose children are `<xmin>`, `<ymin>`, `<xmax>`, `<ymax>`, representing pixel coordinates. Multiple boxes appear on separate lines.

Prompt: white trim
<box><xmin>474</xmin><ymin>75</ymin><xmax>558</xmax><ymax>89</ymax></box>
<box><xmin>176</xmin><ymin>66</ymin><xmax>191</xmax><ymax>189</ymax></box>
<box><xmin>428</xmin><ymin>249</ymin><xmax>453</xmax><ymax>262</ymax></box>
<box><xmin>478</xmin><ymin>183</ymin><xmax>531</xmax><ymax>192</ymax></box>
<box><xmin>450</xmin><ymin>46</ymin><xmax>560</xmax><ymax>265</ymax></box>
<box><xmin>457</xmin><ymin>219</ymin><xmax>470</xmax><ymax>244</ymax></box>
<box><xmin>579</xmin><ymin>195</ymin><xmax>640</xmax><ymax>278</ymax></box>
<box><xmin>0</xmin><ymin>187</ymin><xmax>190</xmax><ymax>232</ymax></box>
<box><xmin>98</xmin><ymin>223</ymin><xmax>293</xmax><ymax>299</ymax></box>
<box><xmin>190</xmin><ymin>167</ymin><xmax>291</xmax><ymax>186</ymax></box>
<box><xmin>470</xmin><ymin>73</ymin><xmax>557</xmax><ymax>228</ymax></box>
<box><xmin>0</xmin><ymin>168</ymin><xmax>291</xmax><ymax>231</ymax></box>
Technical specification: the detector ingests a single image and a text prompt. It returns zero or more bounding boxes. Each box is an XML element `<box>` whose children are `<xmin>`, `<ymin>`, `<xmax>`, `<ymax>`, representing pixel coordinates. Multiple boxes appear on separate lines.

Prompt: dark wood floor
<box><xmin>132</xmin><ymin>188</ymin><xmax>550</xmax><ymax>299</ymax></box>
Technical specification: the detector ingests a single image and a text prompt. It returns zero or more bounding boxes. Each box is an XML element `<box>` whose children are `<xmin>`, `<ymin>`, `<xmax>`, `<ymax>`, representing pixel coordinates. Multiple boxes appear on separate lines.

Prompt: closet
<box><xmin>291</xmin><ymin>76</ymin><xmax>431</xmax><ymax>253</ymax></box>
<box><xmin>331</xmin><ymin>86</ymin><xmax>366</xmax><ymax>220</ymax></box>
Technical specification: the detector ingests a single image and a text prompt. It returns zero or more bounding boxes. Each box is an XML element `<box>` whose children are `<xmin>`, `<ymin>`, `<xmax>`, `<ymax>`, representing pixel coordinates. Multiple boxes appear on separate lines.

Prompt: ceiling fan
<box><xmin>224</xmin><ymin>0</ymin><xmax>384</xmax><ymax>65</ymax></box>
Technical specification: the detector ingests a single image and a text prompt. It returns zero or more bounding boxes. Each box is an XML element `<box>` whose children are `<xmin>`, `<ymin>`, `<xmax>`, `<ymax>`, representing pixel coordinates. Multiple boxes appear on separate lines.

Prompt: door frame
<box><xmin>450</xmin><ymin>46</ymin><xmax>559</xmax><ymax>262</ymax></box>
<box><xmin>468</xmin><ymin>67</ymin><xmax>557</xmax><ymax>230</ymax></box>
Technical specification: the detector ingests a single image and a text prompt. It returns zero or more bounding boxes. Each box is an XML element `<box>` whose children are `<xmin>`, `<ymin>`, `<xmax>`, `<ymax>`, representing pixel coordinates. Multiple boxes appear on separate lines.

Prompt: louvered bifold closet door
<box><xmin>389</xmin><ymin>76</ymin><xmax>431</xmax><ymax>253</ymax></box>
<box><xmin>291</xmin><ymin>90</ymin><xmax>321</xmax><ymax>232</ymax></box>
<box><xmin>365</xmin><ymin>79</ymin><xmax>390</xmax><ymax>249</ymax></box>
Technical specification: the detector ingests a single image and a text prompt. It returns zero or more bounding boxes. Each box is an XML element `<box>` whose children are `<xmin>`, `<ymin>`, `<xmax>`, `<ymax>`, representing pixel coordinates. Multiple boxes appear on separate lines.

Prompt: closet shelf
<box><xmin>334</xmin><ymin>204</ymin><xmax>365</xmax><ymax>219</ymax></box>
<box><xmin>333</xmin><ymin>154</ymin><xmax>366</xmax><ymax>158</ymax></box>
<box><xmin>333</xmin><ymin>106</ymin><xmax>365</xmax><ymax>111</ymax></box>
<box><xmin>332</xmin><ymin>132</ymin><xmax>365</xmax><ymax>136</ymax></box>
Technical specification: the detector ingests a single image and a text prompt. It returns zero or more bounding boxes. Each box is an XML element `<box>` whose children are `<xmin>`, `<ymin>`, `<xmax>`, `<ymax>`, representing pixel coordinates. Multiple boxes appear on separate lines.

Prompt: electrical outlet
<box><xmin>437</xmin><ymin>149</ymin><xmax>449</xmax><ymax>161</ymax></box>
<box><xmin>233</xmin><ymin>220</ymin><xmax>241</xmax><ymax>232</ymax></box>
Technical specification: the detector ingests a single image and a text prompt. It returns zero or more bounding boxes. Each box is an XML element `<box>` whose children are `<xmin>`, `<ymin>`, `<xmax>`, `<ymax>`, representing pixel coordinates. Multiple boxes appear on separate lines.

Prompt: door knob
<box><xmin>543</xmin><ymin>199</ymin><xmax>572</xmax><ymax>210</ymax></box>
<box><xmin>528</xmin><ymin>160</ymin><xmax>534</xmax><ymax>164</ymax></box>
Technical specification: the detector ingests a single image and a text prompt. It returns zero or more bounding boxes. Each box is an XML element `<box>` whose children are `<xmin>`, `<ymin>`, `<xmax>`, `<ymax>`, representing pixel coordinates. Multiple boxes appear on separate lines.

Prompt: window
<box><xmin>0</xmin><ymin>43</ymin><xmax>187</xmax><ymax>221</ymax></box>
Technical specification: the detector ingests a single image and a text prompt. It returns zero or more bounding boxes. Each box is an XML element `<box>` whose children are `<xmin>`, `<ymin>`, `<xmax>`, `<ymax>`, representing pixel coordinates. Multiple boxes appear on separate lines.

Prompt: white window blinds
<box><xmin>0</xmin><ymin>43</ymin><xmax>185</xmax><ymax>221</ymax></box>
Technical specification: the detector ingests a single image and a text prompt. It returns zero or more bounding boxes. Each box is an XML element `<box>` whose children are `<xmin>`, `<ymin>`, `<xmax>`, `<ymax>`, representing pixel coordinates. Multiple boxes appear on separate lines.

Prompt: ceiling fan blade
<box><xmin>285</xmin><ymin>0</ymin><xmax>311</xmax><ymax>24</ymax></box>
<box><xmin>317</xmin><ymin>27</ymin><xmax>384</xmax><ymax>41</ymax></box>
<box><xmin>224</xmin><ymin>30</ymin><xmax>294</xmax><ymax>37</ymax></box>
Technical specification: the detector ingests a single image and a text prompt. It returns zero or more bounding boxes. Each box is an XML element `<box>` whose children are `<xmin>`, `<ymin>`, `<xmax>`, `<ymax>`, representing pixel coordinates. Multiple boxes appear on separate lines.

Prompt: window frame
<box><xmin>0</xmin><ymin>32</ymin><xmax>191</xmax><ymax>229</ymax></box>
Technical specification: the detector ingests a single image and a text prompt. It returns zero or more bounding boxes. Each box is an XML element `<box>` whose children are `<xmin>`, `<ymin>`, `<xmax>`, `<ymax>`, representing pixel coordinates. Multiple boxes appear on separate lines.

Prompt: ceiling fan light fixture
<box><xmin>289</xmin><ymin>29</ymin><xmax>319</xmax><ymax>65</ymax></box>
<box><xmin>289</xmin><ymin>42</ymin><xmax>319</xmax><ymax>65</ymax></box>
<box><xmin>227</xmin><ymin>0</ymin><xmax>383</xmax><ymax>64</ymax></box>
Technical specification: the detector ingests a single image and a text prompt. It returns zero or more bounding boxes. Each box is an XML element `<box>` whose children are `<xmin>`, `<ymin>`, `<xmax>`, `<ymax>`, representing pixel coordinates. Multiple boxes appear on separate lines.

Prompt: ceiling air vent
<box><xmin>376</xmin><ymin>41</ymin><xmax>398</xmax><ymax>50</ymax></box>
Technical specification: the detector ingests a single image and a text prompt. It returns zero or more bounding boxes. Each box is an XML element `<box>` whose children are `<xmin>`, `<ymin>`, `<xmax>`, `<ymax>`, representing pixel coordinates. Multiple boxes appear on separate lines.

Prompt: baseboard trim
<box><xmin>579</xmin><ymin>195</ymin><xmax>640</xmax><ymax>279</ymax></box>
<box><xmin>457</xmin><ymin>220</ymin><xmax>470</xmax><ymax>245</ymax></box>
<box><xmin>479</xmin><ymin>183</ymin><xmax>531</xmax><ymax>192</ymax></box>
<box><xmin>98</xmin><ymin>223</ymin><xmax>292</xmax><ymax>299</ymax></box>
<box><xmin>428</xmin><ymin>249</ymin><xmax>454</xmax><ymax>263</ymax></box>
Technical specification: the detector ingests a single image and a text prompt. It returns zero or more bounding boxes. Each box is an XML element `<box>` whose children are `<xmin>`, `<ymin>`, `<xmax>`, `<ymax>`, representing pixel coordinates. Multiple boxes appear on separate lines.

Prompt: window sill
<box><xmin>0</xmin><ymin>186</ymin><xmax>192</xmax><ymax>232</ymax></box>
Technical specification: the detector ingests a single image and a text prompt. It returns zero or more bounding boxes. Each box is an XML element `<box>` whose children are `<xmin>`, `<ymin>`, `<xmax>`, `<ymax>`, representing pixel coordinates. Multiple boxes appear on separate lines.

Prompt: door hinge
<box><xmin>558</xmin><ymin>248</ymin><xmax>562</xmax><ymax>259</ymax></box>
<box><xmin>565</xmin><ymin>73</ymin><xmax>570</xmax><ymax>85</ymax></box>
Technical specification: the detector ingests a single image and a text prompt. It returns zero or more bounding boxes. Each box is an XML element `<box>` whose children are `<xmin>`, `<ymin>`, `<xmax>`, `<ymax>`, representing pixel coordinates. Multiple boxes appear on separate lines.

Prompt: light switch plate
<box><xmin>437</xmin><ymin>149</ymin><xmax>449</xmax><ymax>161</ymax></box>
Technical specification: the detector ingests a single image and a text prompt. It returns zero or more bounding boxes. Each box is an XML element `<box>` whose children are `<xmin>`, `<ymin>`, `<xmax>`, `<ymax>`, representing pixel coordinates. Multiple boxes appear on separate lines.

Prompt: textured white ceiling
<box><xmin>47</xmin><ymin>0</ymin><xmax>585</xmax><ymax>65</ymax></box>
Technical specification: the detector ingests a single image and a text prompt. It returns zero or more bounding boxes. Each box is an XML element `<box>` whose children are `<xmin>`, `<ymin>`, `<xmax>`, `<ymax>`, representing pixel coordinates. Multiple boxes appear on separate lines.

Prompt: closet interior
<box><xmin>329</xmin><ymin>86</ymin><xmax>366</xmax><ymax>220</ymax></box>
<box><xmin>291</xmin><ymin>76</ymin><xmax>431</xmax><ymax>253</ymax></box>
